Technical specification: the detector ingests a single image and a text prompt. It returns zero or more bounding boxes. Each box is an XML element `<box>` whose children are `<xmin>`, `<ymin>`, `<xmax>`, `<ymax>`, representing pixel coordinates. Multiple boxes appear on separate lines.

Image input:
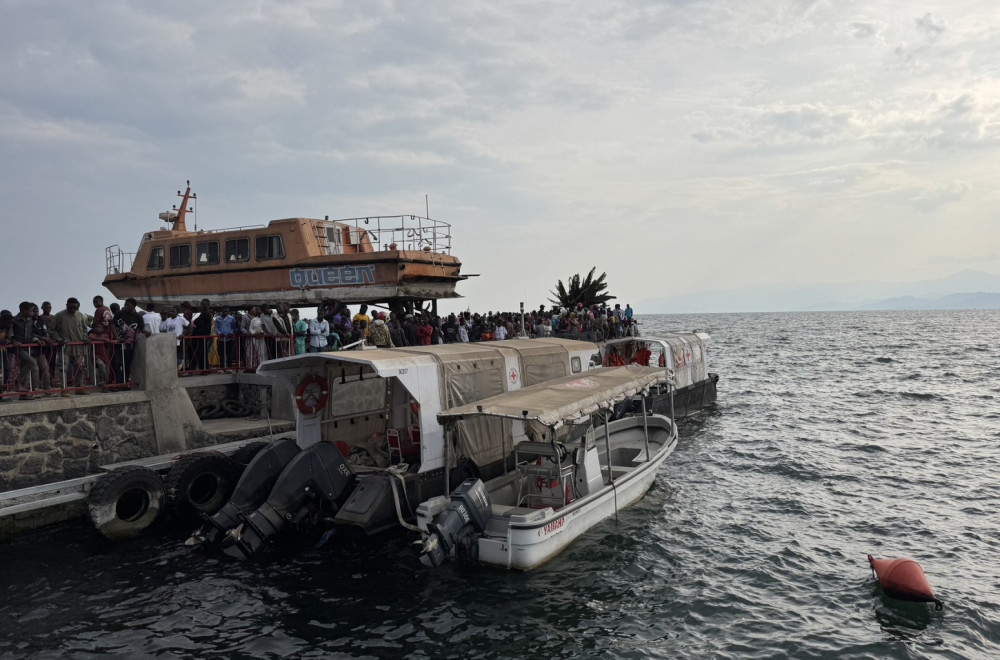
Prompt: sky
<box><xmin>3</xmin><ymin>0</ymin><xmax>1000</xmax><ymax>315</ymax></box>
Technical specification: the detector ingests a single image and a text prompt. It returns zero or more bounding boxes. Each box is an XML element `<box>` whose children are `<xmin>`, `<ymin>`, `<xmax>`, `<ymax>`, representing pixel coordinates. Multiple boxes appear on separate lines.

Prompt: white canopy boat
<box><xmin>598</xmin><ymin>332</ymin><xmax>718</xmax><ymax>418</ymax></box>
<box><xmin>416</xmin><ymin>364</ymin><xmax>678</xmax><ymax>570</ymax></box>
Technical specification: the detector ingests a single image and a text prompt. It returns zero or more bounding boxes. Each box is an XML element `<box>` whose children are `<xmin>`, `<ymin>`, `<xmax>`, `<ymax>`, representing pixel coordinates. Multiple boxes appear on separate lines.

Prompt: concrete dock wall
<box><xmin>0</xmin><ymin>335</ymin><xmax>291</xmax><ymax>491</ymax></box>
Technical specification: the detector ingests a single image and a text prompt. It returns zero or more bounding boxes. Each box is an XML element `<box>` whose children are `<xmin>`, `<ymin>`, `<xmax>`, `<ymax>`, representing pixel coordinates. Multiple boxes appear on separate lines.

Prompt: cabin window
<box><xmin>196</xmin><ymin>241</ymin><xmax>220</xmax><ymax>265</ymax></box>
<box><xmin>571</xmin><ymin>357</ymin><xmax>582</xmax><ymax>373</ymax></box>
<box><xmin>146</xmin><ymin>246</ymin><xmax>164</xmax><ymax>270</ymax></box>
<box><xmin>169</xmin><ymin>244</ymin><xmax>191</xmax><ymax>268</ymax></box>
<box><xmin>256</xmin><ymin>235</ymin><xmax>285</xmax><ymax>260</ymax></box>
<box><xmin>225</xmin><ymin>238</ymin><xmax>250</xmax><ymax>263</ymax></box>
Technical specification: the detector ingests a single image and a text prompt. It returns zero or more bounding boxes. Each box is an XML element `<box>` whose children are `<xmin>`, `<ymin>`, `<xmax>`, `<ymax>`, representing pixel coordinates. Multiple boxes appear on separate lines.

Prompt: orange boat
<box><xmin>103</xmin><ymin>183</ymin><xmax>467</xmax><ymax>311</ymax></box>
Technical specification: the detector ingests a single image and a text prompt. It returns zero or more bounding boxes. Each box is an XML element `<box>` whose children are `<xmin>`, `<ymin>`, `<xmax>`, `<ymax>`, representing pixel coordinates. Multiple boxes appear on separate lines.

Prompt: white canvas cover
<box><xmin>438</xmin><ymin>365</ymin><xmax>672</xmax><ymax>465</ymax></box>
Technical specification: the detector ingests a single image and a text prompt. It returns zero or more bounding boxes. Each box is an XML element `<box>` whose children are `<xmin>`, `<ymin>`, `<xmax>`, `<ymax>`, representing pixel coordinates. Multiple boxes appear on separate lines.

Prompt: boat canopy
<box><xmin>437</xmin><ymin>364</ymin><xmax>672</xmax><ymax>430</ymax></box>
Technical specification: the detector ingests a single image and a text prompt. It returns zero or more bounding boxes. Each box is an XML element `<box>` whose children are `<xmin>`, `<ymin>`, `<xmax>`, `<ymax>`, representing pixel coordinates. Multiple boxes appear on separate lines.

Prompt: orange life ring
<box><xmin>294</xmin><ymin>374</ymin><xmax>329</xmax><ymax>415</ymax></box>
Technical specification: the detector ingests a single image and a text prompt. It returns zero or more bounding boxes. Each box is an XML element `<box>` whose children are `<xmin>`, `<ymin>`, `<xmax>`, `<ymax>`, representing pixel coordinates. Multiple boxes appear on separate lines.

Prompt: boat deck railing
<box><xmin>336</xmin><ymin>214</ymin><xmax>453</xmax><ymax>254</ymax></box>
<box><xmin>103</xmin><ymin>215</ymin><xmax>453</xmax><ymax>277</ymax></box>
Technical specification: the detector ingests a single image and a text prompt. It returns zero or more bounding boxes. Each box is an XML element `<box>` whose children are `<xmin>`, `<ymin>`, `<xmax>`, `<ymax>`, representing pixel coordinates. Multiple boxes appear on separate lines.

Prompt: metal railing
<box><xmin>0</xmin><ymin>339</ymin><xmax>136</xmax><ymax>399</ymax></box>
<box><xmin>332</xmin><ymin>215</ymin><xmax>453</xmax><ymax>254</ymax></box>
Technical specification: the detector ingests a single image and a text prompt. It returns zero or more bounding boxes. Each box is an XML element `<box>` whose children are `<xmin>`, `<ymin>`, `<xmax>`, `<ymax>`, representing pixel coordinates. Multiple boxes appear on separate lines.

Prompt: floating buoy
<box><xmin>868</xmin><ymin>554</ymin><xmax>943</xmax><ymax>610</ymax></box>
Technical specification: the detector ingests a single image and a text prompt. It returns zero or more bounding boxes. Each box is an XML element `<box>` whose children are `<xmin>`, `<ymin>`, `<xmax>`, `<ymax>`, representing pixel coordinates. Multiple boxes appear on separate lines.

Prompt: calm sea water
<box><xmin>1</xmin><ymin>310</ymin><xmax>998</xmax><ymax>659</ymax></box>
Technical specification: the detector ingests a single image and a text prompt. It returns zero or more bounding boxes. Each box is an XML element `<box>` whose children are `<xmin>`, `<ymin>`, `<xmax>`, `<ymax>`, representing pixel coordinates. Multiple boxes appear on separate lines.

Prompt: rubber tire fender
<box><xmin>221</xmin><ymin>399</ymin><xmax>250</xmax><ymax>417</ymax></box>
<box><xmin>87</xmin><ymin>466</ymin><xmax>166</xmax><ymax>541</ymax></box>
<box><xmin>165</xmin><ymin>452</ymin><xmax>239</xmax><ymax>516</ymax></box>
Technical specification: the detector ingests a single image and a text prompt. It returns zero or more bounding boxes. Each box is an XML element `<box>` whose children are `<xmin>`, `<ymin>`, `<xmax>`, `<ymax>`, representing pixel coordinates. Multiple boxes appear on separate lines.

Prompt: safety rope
<box><xmin>386</xmin><ymin>465</ymin><xmax>422</xmax><ymax>532</ymax></box>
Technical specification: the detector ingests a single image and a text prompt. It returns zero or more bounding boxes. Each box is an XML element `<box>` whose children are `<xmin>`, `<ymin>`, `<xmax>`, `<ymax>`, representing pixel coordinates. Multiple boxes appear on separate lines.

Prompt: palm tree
<box><xmin>548</xmin><ymin>267</ymin><xmax>615</xmax><ymax>308</ymax></box>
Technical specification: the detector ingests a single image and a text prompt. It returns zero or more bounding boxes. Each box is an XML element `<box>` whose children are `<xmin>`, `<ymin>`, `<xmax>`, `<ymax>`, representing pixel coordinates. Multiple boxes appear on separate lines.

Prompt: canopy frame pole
<box><xmin>603</xmin><ymin>411</ymin><xmax>613</xmax><ymax>486</ymax></box>
<box><xmin>603</xmin><ymin>410</ymin><xmax>618</xmax><ymax>521</ymax></box>
<box><xmin>443</xmin><ymin>424</ymin><xmax>450</xmax><ymax>496</ymax></box>
<box><xmin>641</xmin><ymin>392</ymin><xmax>650</xmax><ymax>462</ymax></box>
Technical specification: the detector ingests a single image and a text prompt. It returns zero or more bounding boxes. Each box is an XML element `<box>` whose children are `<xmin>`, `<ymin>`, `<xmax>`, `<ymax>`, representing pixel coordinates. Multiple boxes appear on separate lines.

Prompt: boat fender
<box><xmin>87</xmin><ymin>466</ymin><xmax>166</xmax><ymax>541</ymax></box>
<box><xmin>658</xmin><ymin>353</ymin><xmax>666</xmax><ymax>368</ymax></box>
<box><xmin>868</xmin><ymin>554</ymin><xmax>943</xmax><ymax>610</ymax></box>
<box><xmin>294</xmin><ymin>374</ymin><xmax>329</xmax><ymax>415</ymax></box>
<box><xmin>166</xmin><ymin>452</ymin><xmax>240</xmax><ymax>517</ymax></box>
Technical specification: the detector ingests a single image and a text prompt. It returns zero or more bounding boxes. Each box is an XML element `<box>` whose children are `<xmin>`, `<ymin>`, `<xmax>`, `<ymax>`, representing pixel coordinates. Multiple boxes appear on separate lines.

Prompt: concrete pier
<box><xmin>0</xmin><ymin>334</ymin><xmax>292</xmax><ymax>492</ymax></box>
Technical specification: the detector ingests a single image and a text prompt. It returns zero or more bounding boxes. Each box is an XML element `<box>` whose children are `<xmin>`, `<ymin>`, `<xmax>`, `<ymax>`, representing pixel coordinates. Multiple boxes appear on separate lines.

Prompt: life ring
<box><xmin>295</xmin><ymin>374</ymin><xmax>329</xmax><ymax>415</ymax></box>
<box><xmin>87</xmin><ymin>466</ymin><xmax>166</xmax><ymax>541</ymax></box>
<box><xmin>165</xmin><ymin>453</ymin><xmax>239</xmax><ymax>517</ymax></box>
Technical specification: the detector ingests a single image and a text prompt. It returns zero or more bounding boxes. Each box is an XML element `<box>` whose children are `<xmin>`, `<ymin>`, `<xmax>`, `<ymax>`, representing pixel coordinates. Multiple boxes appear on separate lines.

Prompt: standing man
<box><xmin>90</xmin><ymin>295</ymin><xmax>116</xmax><ymax>386</ymax></box>
<box><xmin>214</xmin><ymin>306</ymin><xmax>237</xmax><ymax>371</ymax></box>
<box><xmin>11</xmin><ymin>302</ymin><xmax>49</xmax><ymax>397</ymax></box>
<box><xmin>353</xmin><ymin>304</ymin><xmax>371</xmax><ymax>336</ymax></box>
<box><xmin>50</xmin><ymin>298</ymin><xmax>91</xmax><ymax>394</ymax></box>
<box><xmin>160</xmin><ymin>306</ymin><xmax>190</xmax><ymax>369</ymax></box>
<box><xmin>248</xmin><ymin>306</ymin><xmax>268</xmax><ymax>367</ymax></box>
<box><xmin>291</xmin><ymin>309</ymin><xmax>308</xmax><ymax>355</ymax></box>
<box><xmin>113</xmin><ymin>298</ymin><xmax>143</xmax><ymax>384</ymax></box>
<box><xmin>142</xmin><ymin>303</ymin><xmax>162</xmax><ymax>336</ymax></box>
<box><xmin>367</xmin><ymin>312</ymin><xmax>394</xmax><ymax>348</ymax></box>
<box><xmin>191</xmin><ymin>298</ymin><xmax>213</xmax><ymax>371</ymax></box>
<box><xmin>307</xmin><ymin>311</ymin><xmax>329</xmax><ymax>353</ymax></box>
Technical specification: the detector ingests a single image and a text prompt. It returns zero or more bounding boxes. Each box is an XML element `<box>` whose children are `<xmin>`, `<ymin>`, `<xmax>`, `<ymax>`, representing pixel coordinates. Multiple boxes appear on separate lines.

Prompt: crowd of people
<box><xmin>1</xmin><ymin>295</ymin><xmax>639</xmax><ymax>400</ymax></box>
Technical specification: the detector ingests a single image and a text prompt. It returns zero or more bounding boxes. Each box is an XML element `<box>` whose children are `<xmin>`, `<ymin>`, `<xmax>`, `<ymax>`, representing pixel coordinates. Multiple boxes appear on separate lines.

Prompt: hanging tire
<box><xmin>165</xmin><ymin>453</ymin><xmax>239</xmax><ymax>517</ymax></box>
<box><xmin>87</xmin><ymin>466</ymin><xmax>166</xmax><ymax>541</ymax></box>
<box><xmin>231</xmin><ymin>441</ymin><xmax>269</xmax><ymax>466</ymax></box>
<box><xmin>221</xmin><ymin>399</ymin><xmax>251</xmax><ymax>417</ymax></box>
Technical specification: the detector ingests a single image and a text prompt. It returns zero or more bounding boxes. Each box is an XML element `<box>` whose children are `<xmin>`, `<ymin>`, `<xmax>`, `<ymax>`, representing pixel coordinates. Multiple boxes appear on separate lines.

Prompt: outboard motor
<box><xmin>419</xmin><ymin>479</ymin><xmax>491</xmax><ymax>567</ymax></box>
<box><xmin>186</xmin><ymin>437</ymin><xmax>301</xmax><ymax>546</ymax></box>
<box><xmin>222</xmin><ymin>442</ymin><xmax>356</xmax><ymax>559</ymax></box>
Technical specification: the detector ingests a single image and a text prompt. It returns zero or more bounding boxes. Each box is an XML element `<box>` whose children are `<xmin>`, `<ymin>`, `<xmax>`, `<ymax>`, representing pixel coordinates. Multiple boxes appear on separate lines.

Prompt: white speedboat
<box><xmin>416</xmin><ymin>365</ymin><xmax>677</xmax><ymax>570</ymax></box>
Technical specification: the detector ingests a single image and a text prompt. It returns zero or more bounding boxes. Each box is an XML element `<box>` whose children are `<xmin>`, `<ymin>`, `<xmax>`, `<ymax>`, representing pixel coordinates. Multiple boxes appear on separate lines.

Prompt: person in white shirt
<box><xmin>159</xmin><ymin>306</ymin><xmax>190</xmax><ymax>367</ymax></box>
<box><xmin>308</xmin><ymin>315</ymin><xmax>330</xmax><ymax>352</ymax></box>
<box><xmin>142</xmin><ymin>303</ymin><xmax>162</xmax><ymax>336</ymax></box>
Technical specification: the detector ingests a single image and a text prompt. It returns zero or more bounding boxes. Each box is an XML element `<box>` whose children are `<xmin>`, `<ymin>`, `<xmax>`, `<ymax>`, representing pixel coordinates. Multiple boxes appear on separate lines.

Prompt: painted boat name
<box><xmin>290</xmin><ymin>265</ymin><xmax>377</xmax><ymax>289</ymax></box>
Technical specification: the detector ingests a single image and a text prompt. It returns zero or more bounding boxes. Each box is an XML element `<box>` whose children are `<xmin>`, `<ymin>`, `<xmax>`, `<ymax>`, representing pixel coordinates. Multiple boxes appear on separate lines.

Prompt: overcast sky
<box><xmin>3</xmin><ymin>0</ymin><xmax>999</xmax><ymax>315</ymax></box>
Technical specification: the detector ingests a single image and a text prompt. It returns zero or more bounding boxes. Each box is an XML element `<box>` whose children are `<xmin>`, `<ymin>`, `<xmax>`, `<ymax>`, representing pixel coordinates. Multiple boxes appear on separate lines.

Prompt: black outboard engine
<box><xmin>187</xmin><ymin>437</ymin><xmax>301</xmax><ymax>546</ymax></box>
<box><xmin>222</xmin><ymin>442</ymin><xmax>356</xmax><ymax>559</ymax></box>
<box><xmin>419</xmin><ymin>479</ymin><xmax>491</xmax><ymax>567</ymax></box>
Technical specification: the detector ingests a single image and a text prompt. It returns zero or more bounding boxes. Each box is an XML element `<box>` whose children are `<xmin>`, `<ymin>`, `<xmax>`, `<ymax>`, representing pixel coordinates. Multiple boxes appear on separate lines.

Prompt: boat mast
<box><xmin>172</xmin><ymin>181</ymin><xmax>196</xmax><ymax>232</ymax></box>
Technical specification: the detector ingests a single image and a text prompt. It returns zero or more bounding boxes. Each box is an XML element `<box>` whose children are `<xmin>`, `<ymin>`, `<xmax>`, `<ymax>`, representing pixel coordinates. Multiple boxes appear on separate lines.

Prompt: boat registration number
<box><xmin>539</xmin><ymin>517</ymin><xmax>564</xmax><ymax>536</ymax></box>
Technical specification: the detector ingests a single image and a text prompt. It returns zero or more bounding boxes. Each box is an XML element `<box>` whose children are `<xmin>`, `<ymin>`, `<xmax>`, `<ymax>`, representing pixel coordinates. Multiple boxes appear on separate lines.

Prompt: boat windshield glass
<box><xmin>256</xmin><ymin>235</ymin><xmax>285</xmax><ymax>260</ymax></box>
<box><xmin>169</xmin><ymin>244</ymin><xmax>191</xmax><ymax>268</ymax></box>
<box><xmin>146</xmin><ymin>246</ymin><xmax>164</xmax><ymax>270</ymax></box>
<box><xmin>225</xmin><ymin>238</ymin><xmax>250</xmax><ymax>263</ymax></box>
<box><xmin>197</xmin><ymin>240</ymin><xmax>220</xmax><ymax>265</ymax></box>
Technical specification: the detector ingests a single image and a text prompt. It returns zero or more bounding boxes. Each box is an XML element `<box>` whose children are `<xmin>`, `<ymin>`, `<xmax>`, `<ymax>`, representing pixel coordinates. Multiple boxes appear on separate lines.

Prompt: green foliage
<box><xmin>548</xmin><ymin>267</ymin><xmax>615</xmax><ymax>308</ymax></box>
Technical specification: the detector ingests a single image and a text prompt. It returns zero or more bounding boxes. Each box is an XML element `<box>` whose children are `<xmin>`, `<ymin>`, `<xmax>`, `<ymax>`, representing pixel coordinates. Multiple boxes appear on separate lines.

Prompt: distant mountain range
<box><xmin>640</xmin><ymin>269</ymin><xmax>1000</xmax><ymax>313</ymax></box>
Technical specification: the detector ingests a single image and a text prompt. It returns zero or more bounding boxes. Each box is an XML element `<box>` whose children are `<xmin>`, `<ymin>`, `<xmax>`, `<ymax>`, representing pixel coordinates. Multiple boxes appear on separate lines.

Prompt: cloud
<box><xmin>910</xmin><ymin>179</ymin><xmax>972</xmax><ymax>211</ymax></box>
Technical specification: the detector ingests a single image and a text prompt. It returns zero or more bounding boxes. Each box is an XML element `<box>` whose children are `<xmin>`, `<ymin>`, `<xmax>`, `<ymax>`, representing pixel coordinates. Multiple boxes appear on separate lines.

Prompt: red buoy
<box><xmin>868</xmin><ymin>554</ymin><xmax>943</xmax><ymax>609</ymax></box>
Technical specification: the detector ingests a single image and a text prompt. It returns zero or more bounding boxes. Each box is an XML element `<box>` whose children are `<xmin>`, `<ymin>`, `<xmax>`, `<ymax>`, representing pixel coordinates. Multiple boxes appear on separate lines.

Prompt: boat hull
<box><xmin>104</xmin><ymin>251</ymin><xmax>463</xmax><ymax>308</ymax></box>
<box><xmin>477</xmin><ymin>416</ymin><xmax>676</xmax><ymax>570</ymax></box>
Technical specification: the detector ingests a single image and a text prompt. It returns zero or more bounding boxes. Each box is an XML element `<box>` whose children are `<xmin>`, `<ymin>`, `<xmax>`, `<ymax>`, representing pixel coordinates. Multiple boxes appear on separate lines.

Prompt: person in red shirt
<box><xmin>90</xmin><ymin>295</ymin><xmax>116</xmax><ymax>386</ymax></box>
<box><xmin>415</xmin><ymin>317</ymin><xmax>433</xmax><ymax>345</ymax></box>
